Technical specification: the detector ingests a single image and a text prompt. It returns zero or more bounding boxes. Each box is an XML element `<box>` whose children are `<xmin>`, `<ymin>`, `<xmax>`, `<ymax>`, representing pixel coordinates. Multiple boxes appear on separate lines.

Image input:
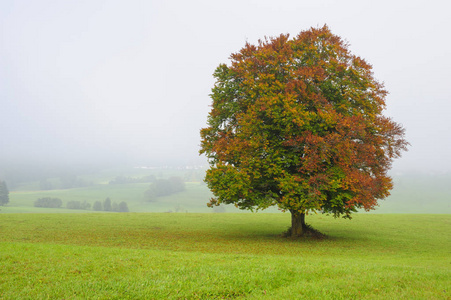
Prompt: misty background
<box><xmin>1</xmin><ymin>0</ymin><xmax>450</xmax><ymax>175</ymax></box>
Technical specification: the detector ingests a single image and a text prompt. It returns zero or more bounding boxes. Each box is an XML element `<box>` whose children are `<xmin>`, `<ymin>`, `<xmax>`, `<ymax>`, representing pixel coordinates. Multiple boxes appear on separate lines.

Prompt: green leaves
<box><xmin>200</xmin><ymin>25</ymin><xmax>408</xmax><ymax>218</ymax></box>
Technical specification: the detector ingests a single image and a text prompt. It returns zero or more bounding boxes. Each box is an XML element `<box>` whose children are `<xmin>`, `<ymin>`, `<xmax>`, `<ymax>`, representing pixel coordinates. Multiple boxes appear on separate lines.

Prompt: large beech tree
<box><xmin>200</xmin><ymin>26</ymin><xmax>408</xmax><ymax>237</ymax></box>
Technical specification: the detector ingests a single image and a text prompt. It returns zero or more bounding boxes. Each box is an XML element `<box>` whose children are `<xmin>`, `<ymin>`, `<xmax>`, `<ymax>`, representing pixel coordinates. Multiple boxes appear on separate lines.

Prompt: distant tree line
<box><xmin>0</xmin><ymin>181</ymin><xmax>9</xmax><ymax>206</ymax></box>
<box><xmin>109</xmin><ymin>175</ymin><xmax>156</xmax><ymax>185</ymax></box>
<box><xmin>66</xmin><ymin>200</ymin><xmax>91</xmax><ymax>210</ymax></box>
<box><xmin>93</xmin><ymin>197</ymin><xmax>129</xmax><ymax>212</ymax></box>
<box><xmin>34</xmin><ymin>197</ymin><xmax>63</xmax><ymax>208</ymax></box>
<box><xmin>145</xmin><ymin>177</ymin><xmax>185</xmax><ymax>202</ymax></box>
<box><xmin>33</xmin><ymin>197</ymin><xmax>129</xmax><ymax>212</ymax></box>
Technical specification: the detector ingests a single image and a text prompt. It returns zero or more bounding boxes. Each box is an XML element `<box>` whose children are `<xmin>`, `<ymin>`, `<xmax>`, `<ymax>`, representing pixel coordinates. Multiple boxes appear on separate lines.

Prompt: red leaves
<box><xmin>200</xmin><ymin>25</ymin><xmax>408</xmax><ymax>217</ymax></box>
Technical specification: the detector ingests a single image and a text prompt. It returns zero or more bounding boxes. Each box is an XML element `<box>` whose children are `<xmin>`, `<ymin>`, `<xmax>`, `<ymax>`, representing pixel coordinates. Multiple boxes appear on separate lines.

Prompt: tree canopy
<box><xmin>200</xmin><ymin>26</ymin><xmax>408</xmax><ymax>237</ymax></box>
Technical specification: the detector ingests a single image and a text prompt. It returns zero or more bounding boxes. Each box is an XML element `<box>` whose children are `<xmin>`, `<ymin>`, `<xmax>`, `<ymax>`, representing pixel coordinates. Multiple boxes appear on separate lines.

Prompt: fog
<box><xmin>1</xmin><ymin>0</ymin><xmax>450</xmax><ymax>172</ymax></box>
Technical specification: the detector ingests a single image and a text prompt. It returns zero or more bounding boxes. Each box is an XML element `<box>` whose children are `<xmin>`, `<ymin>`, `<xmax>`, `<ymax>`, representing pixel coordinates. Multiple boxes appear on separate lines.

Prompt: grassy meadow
<box><xmin>0</xmin><ymin>213</ymin><xmax>450</xmax><ymax>299</ymax></box>
<box><xmin>1</xmin><ymin>168</ymin><xmax>450</xmax><ymax>298</ymax></box>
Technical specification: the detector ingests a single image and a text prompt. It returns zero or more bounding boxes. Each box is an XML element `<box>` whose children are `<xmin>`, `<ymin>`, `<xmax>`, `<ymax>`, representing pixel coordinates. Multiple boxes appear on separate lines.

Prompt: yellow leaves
<box><xmin>201</xmin><ymin>26</ymin><xmax>407</xmax><ymax>218</ymax></box>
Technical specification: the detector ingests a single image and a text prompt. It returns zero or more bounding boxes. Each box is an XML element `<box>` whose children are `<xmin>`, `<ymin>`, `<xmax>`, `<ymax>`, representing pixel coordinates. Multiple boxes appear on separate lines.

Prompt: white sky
<box><xmin>1</xmin><ymin>0</ymin><xmax>450</xmax><ymax>171</ymax></box>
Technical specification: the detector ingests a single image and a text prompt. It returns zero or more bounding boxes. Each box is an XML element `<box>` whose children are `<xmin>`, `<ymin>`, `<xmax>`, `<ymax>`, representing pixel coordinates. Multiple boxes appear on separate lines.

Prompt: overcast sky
<box><xmin>1</xmin><ymin>0</ymin><xmax>450</xmax><ymax>171</ymax></box>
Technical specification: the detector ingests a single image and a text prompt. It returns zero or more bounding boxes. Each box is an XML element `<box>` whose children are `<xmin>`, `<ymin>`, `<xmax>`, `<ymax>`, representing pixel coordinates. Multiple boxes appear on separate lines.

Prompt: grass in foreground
<box><xmin>0</xmin><ymin>213</ymin><xmax>449</xmax><ymax>299</ymax></box>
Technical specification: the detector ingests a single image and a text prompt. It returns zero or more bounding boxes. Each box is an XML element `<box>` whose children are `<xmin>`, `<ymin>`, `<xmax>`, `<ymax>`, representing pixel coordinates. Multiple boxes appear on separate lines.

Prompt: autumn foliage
<box><xmin>200</xmin><ymin>26</ymin><xmax>408</xmax><ymax>237</ymax></box>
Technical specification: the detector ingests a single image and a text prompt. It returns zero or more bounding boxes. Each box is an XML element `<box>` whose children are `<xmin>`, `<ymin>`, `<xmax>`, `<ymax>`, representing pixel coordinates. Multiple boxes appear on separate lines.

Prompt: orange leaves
<box><xmin>200</xmin><ymin>25</ymin><xmax>408</xmax><ymax>217</ymax></box>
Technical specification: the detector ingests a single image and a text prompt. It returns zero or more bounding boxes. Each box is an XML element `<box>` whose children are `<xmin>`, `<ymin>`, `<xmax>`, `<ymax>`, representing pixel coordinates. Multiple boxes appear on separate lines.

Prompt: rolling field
<box><xmin>5</xmin><ymin>182</ymin><xmax>213</xmax><ymax>213</ymax></box>
<box><xmin>0</xmin><ymin>213</ymin><xmax>449</xmax><ymax>299</ymax></box>
<box><xmin>5</xmin><ymin>182</ymin><xmax>280</xmax><ymax>214</ymax></box>
<box><xmin>3</xmin><ymin>170</ymin><xmax>450</xmax><ymax>214</ymax></box>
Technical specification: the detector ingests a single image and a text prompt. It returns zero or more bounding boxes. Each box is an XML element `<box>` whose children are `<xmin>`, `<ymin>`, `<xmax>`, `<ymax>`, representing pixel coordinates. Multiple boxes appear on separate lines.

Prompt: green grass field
<box><xmin>0</xmin><ymin>213</ymin><xmax>449</xmax><ymax>299</ymax></box>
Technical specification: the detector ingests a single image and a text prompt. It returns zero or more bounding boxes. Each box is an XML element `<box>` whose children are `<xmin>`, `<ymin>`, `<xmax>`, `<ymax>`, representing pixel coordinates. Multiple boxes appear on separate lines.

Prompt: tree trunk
<box><xmin>289</xmin><ymin>209</ymin><xmax>307</xmax><ymax>237</ymax></box>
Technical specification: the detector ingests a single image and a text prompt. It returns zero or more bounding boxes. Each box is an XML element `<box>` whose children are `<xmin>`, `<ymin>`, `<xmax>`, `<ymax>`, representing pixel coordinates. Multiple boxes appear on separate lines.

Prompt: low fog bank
<box><xmin>0</xmin><ymin>152</ymin><xmax>449</xmax><ymax>193</ymax></box>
